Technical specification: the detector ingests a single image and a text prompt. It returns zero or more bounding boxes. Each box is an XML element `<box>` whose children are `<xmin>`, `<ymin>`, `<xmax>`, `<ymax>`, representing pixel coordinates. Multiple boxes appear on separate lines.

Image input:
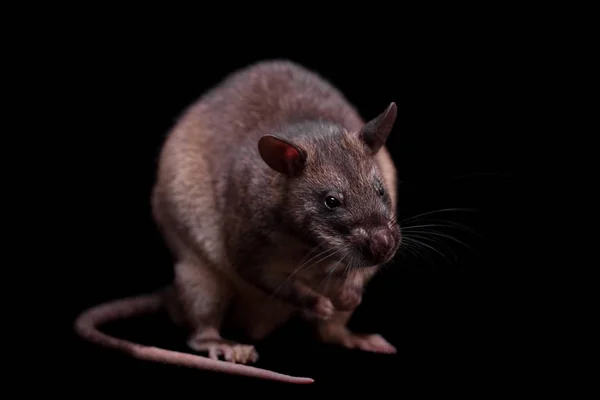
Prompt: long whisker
<box><xmin>296</xmin><ymin>243</ymin><xmax>324</xmax><ymax>267</ymax></box>
<box><xmin>269</xmin><ymin>246</ymin><xmax>340</xmax><ymax>301</ymax></box>
<box><xmin>400</xmin><ymin>238</ymin><xmax>439</xmax><ymax>270</ymax></box>
<box><xmin>398</xmin><ymin>238</ymin><xmax>428</xmax><ymax>259</ymax></box>
<box><xmin>344</xmin><ymin>253</ymin><xmax>356</xmax><ymax>278</ymax></box>
<box><xmin>336</xmin><ymin>251</ymin><xmax>351</xmax><ymax>279</ymax></box>
<box><xmin>403</xmin><ymin>229</ymin><xmax>476</xmax><ymax>253</ymax></box>
<box><xmin>402</xmin><ymin>236</ymin><xmax>453</xmax><ymax>265</ymax></box>
<box><xmin>403</xmin><ymin>233</ymin><xmax>458</xmax><ymax>262</ymax></box>
<box><xmin>321</xmin><ymin>250</ymin><xmax>350</xmax><ymax>293</ymax></box>
<box><xmin>401</xmin><ymin>208</ymin><xmax>481</xmax><ymax>224</ymax></box>
<box><xmin>402</xmin><ymin>235</ymin><xmax>432</xmax><ymax>258</ymax></box>
<box><xmin>295</xmin><ymin>246</ymin><xmax>337</xmax><ymax>272</ymax></box>
<box><xmin>301</xmin><ymin>246</ymin><xmax>347</xmax><ymax>274</ymax></box>
<box><xmin>402</xmin><ymin>221</ymin><xmax>483</xmax><ymax>238</ymax></box>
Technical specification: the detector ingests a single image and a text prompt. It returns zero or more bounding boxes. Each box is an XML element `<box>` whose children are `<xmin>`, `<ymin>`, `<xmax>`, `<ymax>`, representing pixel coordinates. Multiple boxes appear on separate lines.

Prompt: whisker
<box><xmin>379</xmin><ymin>254</ymin><xmax>396</xmax><ymax>271</ymax></box>
<box><xmin>401</xmin><ymin>237</ymin><xmax>438</xmax><ymax>270</ymax></box>
<box><xmin>344</xmin><ymin>253</ymin><xmax>357</xmax><ymax>278</ymax></box>
<box><xmin>336</xmin><ymin>251</ymin><xmax>350</xmax><ymax>278</ymax></box>
<box><xmin>403</xmin><ymin>229</ymin><xmax>476</xmax><ymax>253</ymax></box>
<box><xmin>296</xmin><ymin>243</ymin><xmax>324</xmax><ymax>267</ymax></box>
<box><xmin>320</xmin><ymin>250</ymin><xmax>349</xmax><ymax>294</ymax></box>
<box><xmin>398</xmin><ymin>238</ymin><xmax>428</xmax><ymax>260</ymax></box>
<box><xmin>269</xmin><ymin>246</ymin><xmax>340</xmax><ymax>301</ymax></box>
<box><xmin>295</xmin><ymin>246</ymin><xmax>337</xmax><ymax>272</ymax></box>
<box><xmin>302</xmin><ymin>246</ymin><xmax>347</xmax><ymax>273</ymax></box>
<box><xmin>401</xmin><ymin>208</ymin><xmax>482</xmax><ymax>224</ymax></box>
<box><xmin>403</xmin><ymin>233</ymin><xmax>458</xmax><ymax>262</ymax></box>
<box><xmin>402</xmin><ymin>236</ymin><xmax>453</xmax><ymax>265</ymax></box>
<box><xmin>402</xmin><ymin>221</ymin><xmax>482</xmax><ymax>238</ymax></box>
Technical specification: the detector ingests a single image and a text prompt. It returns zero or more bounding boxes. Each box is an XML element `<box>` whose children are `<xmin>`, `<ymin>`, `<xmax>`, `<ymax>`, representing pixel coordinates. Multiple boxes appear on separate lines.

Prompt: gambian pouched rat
<box><xmin>73</xmin><ymin>59</ymin><xmax>402</xmax><ymax>384</ymax></box>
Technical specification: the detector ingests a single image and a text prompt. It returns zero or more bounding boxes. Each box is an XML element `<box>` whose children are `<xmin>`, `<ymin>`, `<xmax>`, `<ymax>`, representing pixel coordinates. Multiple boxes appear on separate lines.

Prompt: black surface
<box><xmin>57</xmin><ymin>16</ymin><xmax>542</xmax><ymax>396</ymax></box>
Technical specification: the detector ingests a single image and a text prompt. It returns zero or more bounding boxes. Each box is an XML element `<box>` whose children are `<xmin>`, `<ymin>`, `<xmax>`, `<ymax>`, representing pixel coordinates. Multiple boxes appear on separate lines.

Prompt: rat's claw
<box><xmin>232</xmin><ymin>344</ymin><xmax>259</xmax><ymax>364</ymax></box>
<box><xmin>189</xmin><ymin>338</ymin><xmax>259</xmax><ymax>364</ymax></box>
<box><xmin>222</xmin><ymin>346</ymin><xmax>235</xmax><ymax>362</ymax></box>
<box><xmin>208</xmin><ymin>346</ymin><xmax>219</xmax><ymax>360</ymax></box>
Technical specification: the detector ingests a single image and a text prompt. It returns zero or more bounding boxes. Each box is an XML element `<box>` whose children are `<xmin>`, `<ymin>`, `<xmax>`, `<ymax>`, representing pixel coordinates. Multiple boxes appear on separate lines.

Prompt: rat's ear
<box><xmin>358</xmin><ymin>102</ymin><xmax>397</xmax><ymax>154</ymax></box>
<box><xmin>258</xmin><ymin>134</ymin><xmax>307</xmax><ymax>177</ymax></box>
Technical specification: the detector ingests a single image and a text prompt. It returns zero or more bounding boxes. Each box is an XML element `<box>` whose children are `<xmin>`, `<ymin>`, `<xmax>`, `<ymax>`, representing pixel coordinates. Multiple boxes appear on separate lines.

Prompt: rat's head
<box><xmin>258</xmin><ymin>102</ymin><xmax>401</xmax><ymax>268</ymax></box>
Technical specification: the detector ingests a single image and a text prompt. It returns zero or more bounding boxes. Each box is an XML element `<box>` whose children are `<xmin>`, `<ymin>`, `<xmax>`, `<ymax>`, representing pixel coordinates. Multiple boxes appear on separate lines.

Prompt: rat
<box><xmin>73</xmin><ymin>59</ymin><xmax>402</xmax><ymax>384</ymax></box>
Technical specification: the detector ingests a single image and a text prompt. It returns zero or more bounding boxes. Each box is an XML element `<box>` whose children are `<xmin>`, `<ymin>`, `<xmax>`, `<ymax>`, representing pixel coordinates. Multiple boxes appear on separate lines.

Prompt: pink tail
<box><xmin>72</xmin><ymin>292</ymin><xmax>314</xmax><ymax>384</ymax></box>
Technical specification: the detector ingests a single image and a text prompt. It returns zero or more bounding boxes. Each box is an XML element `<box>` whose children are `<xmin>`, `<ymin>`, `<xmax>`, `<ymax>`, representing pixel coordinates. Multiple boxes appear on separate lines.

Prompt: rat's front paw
<box><xmin>303</xmin><ymin>296</ymin><xmax>334</xmax><ymax>320</ymax></box>
<box><xmin>331</xmin><ymin>285</ymin><xmax>362</xmax><ymax>311</ymax></box>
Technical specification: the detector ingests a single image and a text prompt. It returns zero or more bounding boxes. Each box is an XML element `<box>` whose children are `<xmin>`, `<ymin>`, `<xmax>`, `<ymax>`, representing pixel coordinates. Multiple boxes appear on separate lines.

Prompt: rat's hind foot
<box><xmin>188</xmin><ymin>336</ymin><xmax>259</xmax><ymax>364</ymax></box>
<box><xmin>317</xmin><ymin>325</ymin><xmax>396</xmax><ymax>354</ymax></box>
<box><xmin>346</xmin><ymin>333</ymin><xmax>396</xmax><ymax>354</ymax></box>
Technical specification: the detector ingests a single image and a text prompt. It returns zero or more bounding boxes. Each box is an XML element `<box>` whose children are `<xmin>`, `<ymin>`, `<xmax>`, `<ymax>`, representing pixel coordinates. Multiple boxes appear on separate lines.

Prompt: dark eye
<box><xmin>376</xmin><ymin>183</ymin><xmax>385</xmax><ymax>196</ymax></box>
<box><xmin>325</xmin><ymin>195</ymin><xmax>341</xmax><ymax>208</ymax></box>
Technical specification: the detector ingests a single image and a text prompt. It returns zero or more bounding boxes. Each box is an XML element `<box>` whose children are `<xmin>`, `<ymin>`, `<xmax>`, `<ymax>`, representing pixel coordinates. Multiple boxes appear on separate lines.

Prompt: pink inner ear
<box><xmin>283</xmin><ymin>146</ymin><xmax>299</xmax><ymax>162</ymax></box>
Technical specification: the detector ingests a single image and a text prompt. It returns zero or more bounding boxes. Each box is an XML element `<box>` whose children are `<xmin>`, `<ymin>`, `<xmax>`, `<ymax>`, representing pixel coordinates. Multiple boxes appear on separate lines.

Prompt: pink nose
<box><xmin>369</xmin><ymin>228</ymin><xmax>394</xmax><ymax>263</ymax></box>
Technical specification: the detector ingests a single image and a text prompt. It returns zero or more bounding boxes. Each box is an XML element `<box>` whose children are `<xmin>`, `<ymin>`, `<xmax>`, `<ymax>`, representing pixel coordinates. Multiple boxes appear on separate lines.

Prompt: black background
<box><xmin>58</xmin><ymin>14</ymin><xmax>547</xmax><ymax>397</ymax></box>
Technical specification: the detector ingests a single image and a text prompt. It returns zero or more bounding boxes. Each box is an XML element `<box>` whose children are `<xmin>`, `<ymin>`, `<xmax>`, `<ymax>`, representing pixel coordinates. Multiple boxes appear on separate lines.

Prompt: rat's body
<box><xmin>74</xmin><ymin>60</ymin><xmax>401</xmax><ymax>384</ymax></box>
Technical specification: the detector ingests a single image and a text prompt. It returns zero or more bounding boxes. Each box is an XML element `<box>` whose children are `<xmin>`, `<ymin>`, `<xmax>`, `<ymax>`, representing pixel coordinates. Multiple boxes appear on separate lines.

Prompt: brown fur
<box><xmin>73</xmin><ymin>60</ymin><xmax>401</xmax><ymax>384</ymax></box>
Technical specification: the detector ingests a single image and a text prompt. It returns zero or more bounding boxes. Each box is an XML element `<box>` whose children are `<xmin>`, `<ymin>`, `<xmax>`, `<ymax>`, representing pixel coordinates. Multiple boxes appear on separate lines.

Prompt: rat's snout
<box><xmin>370</xmin><ymin>229</ymin><xmax>392</xmax><ymax>258</ymax></box>
<box><xmin>368</xmin><ymin>228</ymin><xmax>398</xmax><ymax>264</ymax></box>
<box><xmin>351</xmin><ymin>226</ymin><xmax>401</xmax><ymax>265</ymax></box>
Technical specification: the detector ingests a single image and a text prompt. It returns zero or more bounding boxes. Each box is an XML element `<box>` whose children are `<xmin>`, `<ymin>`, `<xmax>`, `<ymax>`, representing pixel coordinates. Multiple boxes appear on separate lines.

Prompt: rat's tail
<box><xmin>72</xmin><ymin>290</ymin><xmax>314</xmax><ymax>384</ymax></box>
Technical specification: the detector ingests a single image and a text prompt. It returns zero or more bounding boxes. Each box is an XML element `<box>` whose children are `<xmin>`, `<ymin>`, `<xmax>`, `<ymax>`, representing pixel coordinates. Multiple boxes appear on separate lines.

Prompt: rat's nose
<box><xmin>368</xmin><ymin>228</ymin><xmax>395</xmax><ymax>264</ymax></box>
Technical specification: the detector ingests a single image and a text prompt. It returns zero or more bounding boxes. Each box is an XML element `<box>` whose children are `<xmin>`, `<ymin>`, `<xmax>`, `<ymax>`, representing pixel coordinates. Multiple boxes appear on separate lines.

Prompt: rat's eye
<box><xmin>375</xmin><ymin>182</ymin><xmax>385</xmax><ymax>196</ymax></box>
<box><xmin>325</xmin><ymin>195</ymin><xmax>341</xmax><ymax>208</ymax></box>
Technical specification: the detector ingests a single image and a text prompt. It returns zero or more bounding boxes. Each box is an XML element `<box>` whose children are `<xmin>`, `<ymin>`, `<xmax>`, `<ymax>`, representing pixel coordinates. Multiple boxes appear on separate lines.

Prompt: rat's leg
<box><xmin>312</xmin><ymin>279</ymin><xmax>396</xmax><ymax>354</ymax></box>
<box><xmin>314</xmin><ymin>310</ymin><xmax>396</xmax><ymax>354</ymax></box>
<box><xmin>173</xmin><ymin>258</ymin><xmax>259</xmax><ymax>364</ymax></box>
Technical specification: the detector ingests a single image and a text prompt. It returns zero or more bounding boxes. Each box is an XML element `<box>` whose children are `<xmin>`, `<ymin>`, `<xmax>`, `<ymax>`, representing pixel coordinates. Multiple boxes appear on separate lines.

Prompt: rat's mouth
<box><xmin>347</xmin><ymin>251</ymin><xmax>383</xmax><ymax>269</ymax></box>
<box><xmin>342</xmin><ymin>223</ymin><xmax>402</xmax><ymax>267</ymax></box>
<box><xmin>325</xmin><ymin>247</ymin><xmax>377</xmax><ymax>270</ymax></box>
<box><xmin>343</xmin><ymin>237</ymin><xmax>400</xmax><ymax>268</ymax></box>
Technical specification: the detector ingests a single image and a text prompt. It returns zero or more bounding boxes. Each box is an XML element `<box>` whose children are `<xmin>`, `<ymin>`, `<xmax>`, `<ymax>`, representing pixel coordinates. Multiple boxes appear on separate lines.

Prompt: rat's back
<box><xmin>183</xmin><ymin>59</ymin><xmax>363</xmax><ymax>148</ymax></box>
